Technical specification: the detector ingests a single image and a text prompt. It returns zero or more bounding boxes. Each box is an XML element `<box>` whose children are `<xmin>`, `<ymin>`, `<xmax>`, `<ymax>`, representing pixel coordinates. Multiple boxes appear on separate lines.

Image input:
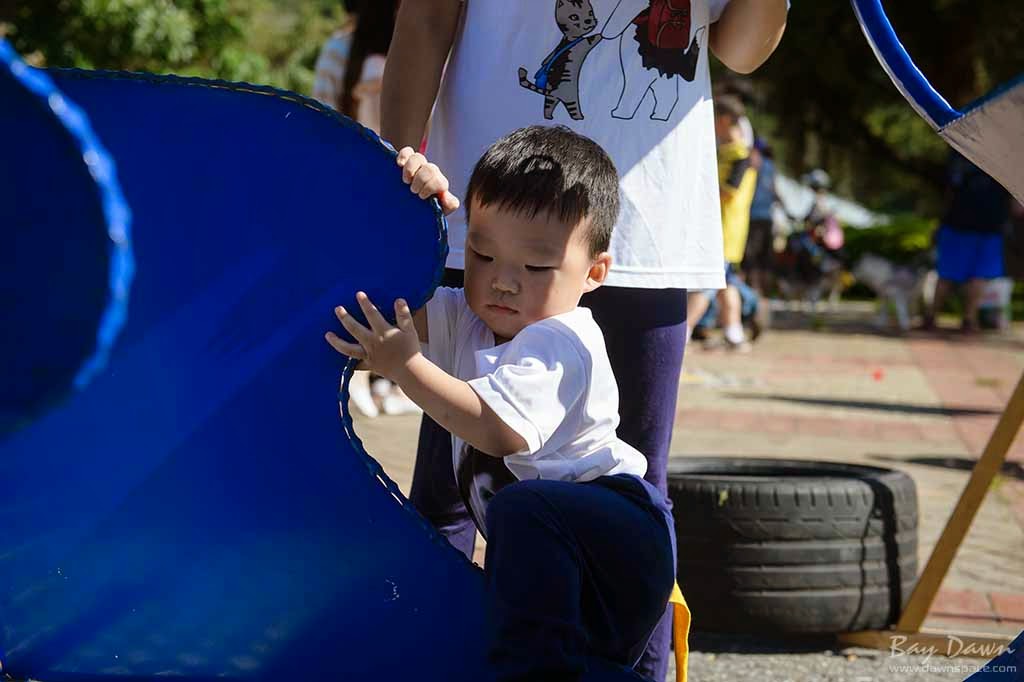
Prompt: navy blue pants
<box><xmin>410</xmin><ymin>271</ymin><xmax>688</xmax><ymax>681</ymax></box>
<box><xmin>485</xmin><ymin>476</ymin><xmax>675</xmax><ymax>682</ymax></box>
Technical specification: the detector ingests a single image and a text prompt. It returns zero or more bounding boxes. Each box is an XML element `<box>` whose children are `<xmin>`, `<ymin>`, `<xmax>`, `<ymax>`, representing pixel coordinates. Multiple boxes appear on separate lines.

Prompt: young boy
<box><xmin>687</xmin><ymin>94</ymin><xmax>758</xmax><ymax>351</ymax></box>
<box><xmin>325</xmin><ymin>126</ymin><xmax>675</xmax><ymax>681</ymax></box>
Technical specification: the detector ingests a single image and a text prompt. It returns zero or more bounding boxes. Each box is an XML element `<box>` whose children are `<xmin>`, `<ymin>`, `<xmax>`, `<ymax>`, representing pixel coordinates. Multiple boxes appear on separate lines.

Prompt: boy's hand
<box><xmin>324</xmin><ymin>292</ymin><xmax>422</xmax><ymax>384</ymax></box>
<box><xmin>396</xmin><ymin>146</ymin><xmax>461</xmax><ymax>215</ymax></box>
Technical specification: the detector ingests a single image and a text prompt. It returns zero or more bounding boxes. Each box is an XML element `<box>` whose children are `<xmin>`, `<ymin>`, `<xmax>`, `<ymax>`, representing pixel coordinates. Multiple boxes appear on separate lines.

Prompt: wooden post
<box><xmin>895</xmin><ymin>371</ymin><xmax>1024</xmax><ymax>632</ymax></box>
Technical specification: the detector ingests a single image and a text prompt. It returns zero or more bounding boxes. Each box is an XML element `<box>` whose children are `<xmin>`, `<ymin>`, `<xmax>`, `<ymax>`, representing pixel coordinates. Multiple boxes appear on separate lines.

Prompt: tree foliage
<box><xmin>3</xmin><ymin>1</ymin><xmax>1021</xmax><ymax>214</ymax></box>
<box><xmin>736</xmin><ymin>0</ymin><xmax>1024</xmax><ymax>215</ymax></box>
<box><xmin>1</xmin><ymin>0</ymin><xmax>343</xmax><ymax>93</ymax></box>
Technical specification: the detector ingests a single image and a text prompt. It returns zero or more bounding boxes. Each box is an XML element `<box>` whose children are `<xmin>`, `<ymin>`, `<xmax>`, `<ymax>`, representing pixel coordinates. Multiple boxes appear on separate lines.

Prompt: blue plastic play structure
<box><xmin>1</xmin><ymin>41</ymin><xmax>133</xmax><ymax>428</ymax></box>
<box><xmin>1</xmin><ymin>41</ymin><xmax>495</xmax><ymax>680</ymax></box>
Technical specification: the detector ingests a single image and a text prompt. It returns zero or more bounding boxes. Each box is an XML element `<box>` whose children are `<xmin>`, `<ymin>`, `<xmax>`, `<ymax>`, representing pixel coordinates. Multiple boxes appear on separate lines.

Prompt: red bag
<box><xmin>647</xmin><ymin>0</ymin><xmax>692</xmax><ymax>49</ymax></box>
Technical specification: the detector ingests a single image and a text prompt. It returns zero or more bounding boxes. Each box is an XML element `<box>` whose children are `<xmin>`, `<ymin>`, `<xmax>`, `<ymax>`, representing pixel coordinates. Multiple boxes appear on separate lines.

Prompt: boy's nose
<box><xmin>492</xmin><ymin>277</ymin><xmax>519</xmax><ymax>295</ymax></box>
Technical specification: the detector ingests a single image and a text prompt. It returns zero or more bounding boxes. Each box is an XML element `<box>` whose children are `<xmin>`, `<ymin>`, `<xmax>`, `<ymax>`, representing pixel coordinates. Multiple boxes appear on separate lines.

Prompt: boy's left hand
<box><xmin>325</xmin><ymin>292</ymin><xmax>421</xmax><ymax>383</ymax></box>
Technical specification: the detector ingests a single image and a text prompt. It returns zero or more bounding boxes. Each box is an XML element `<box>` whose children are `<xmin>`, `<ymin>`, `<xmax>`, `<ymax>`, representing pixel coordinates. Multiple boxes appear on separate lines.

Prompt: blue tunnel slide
<box><xmin>1</xmin><ymin>41</ymin><xmax>496</xmax><ymax>680</ymax></box>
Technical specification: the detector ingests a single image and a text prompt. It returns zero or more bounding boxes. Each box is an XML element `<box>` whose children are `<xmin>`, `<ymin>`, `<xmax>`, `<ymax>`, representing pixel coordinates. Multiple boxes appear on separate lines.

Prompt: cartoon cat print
<box><xmin>518</xmin><ymin>0</ymin><xmax>603</xmax><ymax>120</ymax></box>
<box><xmin>602</xmin><ymin>0</ymin><xmax>705</xmax><ymax>121</ymax></box>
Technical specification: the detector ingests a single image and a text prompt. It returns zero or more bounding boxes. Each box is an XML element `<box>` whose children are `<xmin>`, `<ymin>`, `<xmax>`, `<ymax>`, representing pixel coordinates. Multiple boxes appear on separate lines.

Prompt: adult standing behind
<box><xmin>382</xmin><ymin>2</ymin><xmax>787</xmax><ymax>679</ymax></box>
<box><xmin>923</xmin><ymin>151</ymin><xmax>1012</xmax><ymax>333</ymax></box>
<box><xmin>744</xmin><ymin>137</ymin><xmax>783</xmax><ymax>295</ymax></box>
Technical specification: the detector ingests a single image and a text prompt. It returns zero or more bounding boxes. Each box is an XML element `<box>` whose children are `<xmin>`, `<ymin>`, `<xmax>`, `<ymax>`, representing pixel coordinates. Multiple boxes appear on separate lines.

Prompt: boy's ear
<box><xmin>584</xmin><ymin>252</ymin><xmax>613</xmax><ymax>292</ymax></box>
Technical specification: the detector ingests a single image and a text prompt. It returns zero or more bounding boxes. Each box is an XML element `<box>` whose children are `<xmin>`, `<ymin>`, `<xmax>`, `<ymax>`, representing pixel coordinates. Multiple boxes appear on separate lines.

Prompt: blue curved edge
<box><xmin>2</xmin><ymin>63</ymin><xmax>495</xmax><ymax>680</ymax></box>
<box><xmin>850</xmin><ymin>0</ymin><xmax>960</xmax><ymax>129</ymax></box>
<box><xmin>0</xmin><ymin>39</ymin><xmax>135</xmax><ymax>391</ymax></box>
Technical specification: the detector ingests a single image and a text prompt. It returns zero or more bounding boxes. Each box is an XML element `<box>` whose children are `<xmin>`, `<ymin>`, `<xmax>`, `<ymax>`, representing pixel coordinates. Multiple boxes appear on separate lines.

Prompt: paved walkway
<box><xmin>351</xmin><ymin>304</ymin><xmax>1024</xmax><ymax>676</ymax></box>
<box><xmin>675</xmin><ymin>307</ymin><xmax>1024</xmax><ymax>637</ymax></box>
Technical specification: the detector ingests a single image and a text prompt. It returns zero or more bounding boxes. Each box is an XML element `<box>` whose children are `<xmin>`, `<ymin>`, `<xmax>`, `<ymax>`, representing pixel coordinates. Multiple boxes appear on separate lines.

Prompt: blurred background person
<box><xmin>688</xmin><ymin>94</ymin><xmax>759</xmax><ymax>352</ymax></box>
<box><xmin>923</xmin><ymin>151</ymin><xmax>1012</xmax><ymax>333</ymax></box>
<box><xmin>312</xmin><ymin>1</ymin><xmax>357</xmax><ymax>112</ymax></box>
<box><xmin>313</xmin><ymin>0</ymin><xmax>398</xmax><ymax>132</ymax></box>
<box><xmin>743</xmin><ymin>137</ymin><xmax>782</xmax><ymax>296</ymax></box>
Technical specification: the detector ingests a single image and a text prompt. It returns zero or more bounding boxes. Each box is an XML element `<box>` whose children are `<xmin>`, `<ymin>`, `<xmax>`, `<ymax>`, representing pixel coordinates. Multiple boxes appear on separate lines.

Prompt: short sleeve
<box><xmin>708</xmin><ymin>0</ymin><xmax>730</xmax><ymax>23</ymax></box>
<box><xmin>468</xmin><ymin>326</ymin><xmax>587</xmax><ymax>455</ymax></box>
<box><xmin>423</xmin><ymin>287</ymin><xmax>469</xmax><ymax>375</ymax></box>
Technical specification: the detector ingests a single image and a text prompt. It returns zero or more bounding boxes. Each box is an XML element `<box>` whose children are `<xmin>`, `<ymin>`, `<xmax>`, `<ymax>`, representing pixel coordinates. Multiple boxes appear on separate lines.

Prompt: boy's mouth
<box><xmin>486</xmin><ymin>304</ymin><xmax>518</xmax><ymax>315</ymax></box>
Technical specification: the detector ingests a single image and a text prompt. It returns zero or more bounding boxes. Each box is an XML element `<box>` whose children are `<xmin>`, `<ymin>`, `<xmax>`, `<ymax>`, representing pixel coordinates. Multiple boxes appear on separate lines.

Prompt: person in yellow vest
<box><xmin>687</xmin><ymin>94</ymin><xmax>759</xmax><ymax>351</ymax></box>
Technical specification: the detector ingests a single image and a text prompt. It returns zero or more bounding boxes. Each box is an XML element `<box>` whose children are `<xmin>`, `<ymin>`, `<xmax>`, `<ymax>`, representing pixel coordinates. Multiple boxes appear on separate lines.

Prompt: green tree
<box><xmin>723</xmin><ymin>0</ymin><xmax>1024</xmax><ymax>215</ymax></box>
<box><xmin>1</xmin><ymin>0</ymin><xmax>342</xmax><ymax>93</ymax></box>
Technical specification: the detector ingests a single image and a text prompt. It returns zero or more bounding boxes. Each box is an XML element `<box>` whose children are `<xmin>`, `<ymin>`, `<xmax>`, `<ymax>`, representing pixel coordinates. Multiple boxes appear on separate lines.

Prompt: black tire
<box><xmin>680</xmin><ymin>554</ymin><xmax>918</xmax><ymax>590</ymax></box>
<box><xmin>684</xmin><ymin>581</ymin><xmax>920</xmax><ymax>634</ymax></box>
<box><xmin>667</xmin><ymin>457</ymin><xmax>919</xmax><ymax>634</ymax></box>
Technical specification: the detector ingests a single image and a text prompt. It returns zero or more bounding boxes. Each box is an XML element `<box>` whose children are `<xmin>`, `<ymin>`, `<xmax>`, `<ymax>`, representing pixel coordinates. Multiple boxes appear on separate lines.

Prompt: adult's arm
<box><xmin>380</xmin><ymin>0</ymin><xmax>463</xmax><ymax>150</ymax></box>
<box><xmin>709</xmin><ymin>0</ymin><xmax>788</xmax><ymax>74</ymax></box>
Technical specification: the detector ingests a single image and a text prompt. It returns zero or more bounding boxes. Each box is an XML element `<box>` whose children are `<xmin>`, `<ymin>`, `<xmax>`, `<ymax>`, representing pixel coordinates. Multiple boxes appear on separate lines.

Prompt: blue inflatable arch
<box><xmin>0</xmin><ymin>41</ymin><xmax>494</xmax><ymax>680</ymax></box>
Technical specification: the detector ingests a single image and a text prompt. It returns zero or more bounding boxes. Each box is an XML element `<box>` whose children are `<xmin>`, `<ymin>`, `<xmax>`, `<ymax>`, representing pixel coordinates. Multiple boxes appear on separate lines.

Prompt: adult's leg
<box><xmin>718</xmin><ymin>286</ymin><xmax>744</xmax><ymax>332</ymax></box>
<box><xmin>484</xmin><ymin>478</ymin><xmax>675</xmax><ymax>682</ymax></box>
<box><xmin>964</xmin><ymin>231</ymin><xmax>1007</xmax><ymax>332</ymax></box>
<box><xmin>743</xmin><ymin>218</ymin><xmax>772</xmax><ymax>294</ymax></box>
<box><xmin>685</xmin><ymin>291</ymin><xmax>711</xmax><ymax>340</ymax></box>
<box><xmin>929</xmin><ymin>225</ymin><xmax>972</xmax><ymax>329</ymax></box>
<box><xmin>925</xmin><ymin>277</ymin><xmax>954</xmax><ymax>329</ymax></box>
<box><xmin>408</xmin><ymin>269</ymin><xmax>478</xmax><ymax>558</ymax></box>
<box><xmin>580</xmin><ymin>286</ymin><xmax>687</xmax><ymax>682</ymax></box>
<box><xmin>964</xmin><ymin>278</ymin><xmax>985</xmax><ymax>332</ymax></box>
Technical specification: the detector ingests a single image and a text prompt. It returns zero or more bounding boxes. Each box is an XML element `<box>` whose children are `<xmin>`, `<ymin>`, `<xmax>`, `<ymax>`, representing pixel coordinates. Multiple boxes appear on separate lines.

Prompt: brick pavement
<box><xmin>676</xmin><ymin>312</ymin><xmax>1024</xmax><ymax>634</ymax></box>
<box><xmin>352</xmin><ymin>307</ymin><xmax>1024</xmax><ymax>639</ymax></box>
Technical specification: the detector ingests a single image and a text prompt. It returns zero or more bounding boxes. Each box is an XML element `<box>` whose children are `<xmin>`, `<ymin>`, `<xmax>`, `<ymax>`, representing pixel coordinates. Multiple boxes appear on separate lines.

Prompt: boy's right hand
<box><xmin>396</xmin><ymin>147</ymin><xmax>461</xmax><ymax>215</ymax></box>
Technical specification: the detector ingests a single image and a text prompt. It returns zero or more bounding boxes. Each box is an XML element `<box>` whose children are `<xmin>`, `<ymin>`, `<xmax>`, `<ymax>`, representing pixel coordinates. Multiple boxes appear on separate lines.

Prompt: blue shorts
<box><xmin>936</xmin><ymin>224</ymin><xmax>1004</xmax><ymax>283</ymax></box>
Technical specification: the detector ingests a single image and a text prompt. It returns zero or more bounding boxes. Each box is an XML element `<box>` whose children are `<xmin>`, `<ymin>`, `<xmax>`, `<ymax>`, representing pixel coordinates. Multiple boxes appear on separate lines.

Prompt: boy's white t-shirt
<box><xmin>428</xmin><ymin>0</ymin><xmax>732</xmax><ymax>290</ymax></box>
<box><xmin>424</xmin><ymin>287</ymin><xmax>647</xmax><ymax>492</ymax></box>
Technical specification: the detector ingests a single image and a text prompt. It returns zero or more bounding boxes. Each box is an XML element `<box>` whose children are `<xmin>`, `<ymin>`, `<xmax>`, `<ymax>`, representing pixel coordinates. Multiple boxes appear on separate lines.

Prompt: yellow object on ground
<box><xmin>669</xmin><ymin>582</ymin><xmax>691</xmax><ymax>682</ymax></box>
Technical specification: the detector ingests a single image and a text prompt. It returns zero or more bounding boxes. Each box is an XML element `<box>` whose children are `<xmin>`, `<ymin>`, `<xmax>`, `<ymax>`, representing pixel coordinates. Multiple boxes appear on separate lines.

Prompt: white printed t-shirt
<box><xmin>427</xmin><ymin>0</ymin><xmax>732</xmax><ymax>289</ymax></box>
<box><xmin>423</xmin><ymin>287</ymin><xmax>647</xmax><ymax>528</ymax></box>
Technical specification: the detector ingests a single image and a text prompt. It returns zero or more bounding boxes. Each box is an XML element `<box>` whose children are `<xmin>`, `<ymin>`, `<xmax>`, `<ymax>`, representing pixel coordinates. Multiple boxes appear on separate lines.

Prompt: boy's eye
<box><xmin>525</xmin><ymin>265</ymin><xmax>554</xmax><ymax>272</ymax></box>
<box><xmin>470</xmin><ymin>248</ymin><xmax>493</xmax><ymax>262</ymax></box>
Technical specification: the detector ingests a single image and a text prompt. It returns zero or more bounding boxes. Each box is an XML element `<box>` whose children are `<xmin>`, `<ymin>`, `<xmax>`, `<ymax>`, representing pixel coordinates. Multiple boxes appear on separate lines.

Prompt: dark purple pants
<box><xmin>409</xmin><ymin>270</ymin><xmax>688</xmax><ymax>681</ymax></box>
<box><xmin>485</xmin><ymin>476</ymin><xmax>675</xmax><ymax>682</ymax></box>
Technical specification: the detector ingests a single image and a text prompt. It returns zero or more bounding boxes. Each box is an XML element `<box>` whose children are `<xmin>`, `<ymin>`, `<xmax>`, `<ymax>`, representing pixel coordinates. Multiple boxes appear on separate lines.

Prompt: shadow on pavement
<box><xmin>690</xmin><ymin>631</ymin><xmax>852</xmax><ymax>655</ymax></box>
<box><xmin>870</xmin><ymin>454</ymin><xmax>1024</xmax><ymax>481</ymax></box>
<box><xmin>728</xmin><ymin>394</ymin><xmax>1000</xmax><ymax>417</ymax></box>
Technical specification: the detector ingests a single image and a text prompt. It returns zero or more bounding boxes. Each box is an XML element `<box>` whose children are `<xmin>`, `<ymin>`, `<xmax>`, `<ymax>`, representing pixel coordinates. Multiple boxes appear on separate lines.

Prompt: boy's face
<box><xmin>464</xmin><ymin>199</ymin><xmax>610</xmax><ymax>342</ymax></box>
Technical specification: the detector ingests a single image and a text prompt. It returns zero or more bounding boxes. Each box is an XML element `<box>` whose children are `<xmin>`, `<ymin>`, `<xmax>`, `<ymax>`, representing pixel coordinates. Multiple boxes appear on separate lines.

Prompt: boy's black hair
<box><xmin>465</xmin><ymin>126</ymin><xmax>620</xmax><ymax>256</ymax></box>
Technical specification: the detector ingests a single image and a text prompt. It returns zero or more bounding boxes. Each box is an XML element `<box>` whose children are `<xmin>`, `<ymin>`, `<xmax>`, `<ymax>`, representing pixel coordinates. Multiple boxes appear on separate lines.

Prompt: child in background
<box><xmin>326</xmin><ymin>126</ymin><xmax>675</xmax><ymax>681</ymax></box>
<box><xmin>688</xmin><ymin>94</ymin><xmax>758</xmax><ymax>351</ymax></box>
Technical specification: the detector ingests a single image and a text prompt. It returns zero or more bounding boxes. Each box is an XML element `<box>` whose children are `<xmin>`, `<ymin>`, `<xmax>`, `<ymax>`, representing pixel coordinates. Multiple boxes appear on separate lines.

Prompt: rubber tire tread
<box><xmin>667</xmin><ymin>457</ymin><xmax>919</xmax><ymax>633</ymax></box>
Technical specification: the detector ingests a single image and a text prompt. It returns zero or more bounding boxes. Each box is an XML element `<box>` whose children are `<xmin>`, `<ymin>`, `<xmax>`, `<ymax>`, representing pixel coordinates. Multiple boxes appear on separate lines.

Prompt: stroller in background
<box><xmin>773</xmin><ymin>170</ymin><xmax>848</xmax><ymax>308</ymax></box>
<box><xmin>774</xmin><ymin>225</ymin><xmax>846</xmax><ymax>307</ymax></box>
